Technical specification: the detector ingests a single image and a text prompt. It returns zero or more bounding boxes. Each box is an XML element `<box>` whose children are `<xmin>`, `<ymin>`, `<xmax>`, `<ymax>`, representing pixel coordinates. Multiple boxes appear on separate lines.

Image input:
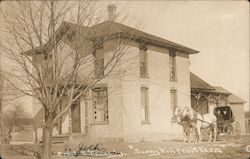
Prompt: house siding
<box><xmin>33</xmin><ymin>38</ymin><xmax>192</xmax><ymax>142</ymax></box>
<box><xmin>120</xmin><ymin>43</ymin><xmax>191</xmax><ymax>142</ymax></box>
<box><xmin>228</xmin><ymin>103</ymin><xmax>246</xmax><ymax>134</ymax></box>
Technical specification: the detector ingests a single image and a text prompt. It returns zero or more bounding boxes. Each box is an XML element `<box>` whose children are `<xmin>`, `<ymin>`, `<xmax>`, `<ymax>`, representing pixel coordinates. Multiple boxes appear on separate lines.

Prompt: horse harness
<box><xmin>196</xmin><ymin>113</ymin><xmax>214</xmax><ymax>126</ymax></box>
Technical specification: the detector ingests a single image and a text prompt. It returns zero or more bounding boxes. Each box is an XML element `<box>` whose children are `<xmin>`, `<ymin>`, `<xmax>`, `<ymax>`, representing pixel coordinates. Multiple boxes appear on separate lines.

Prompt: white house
<box><xmin>28</xmin><ymin>5</ymin><xmax>199</xmax><ymax>143</ymax></box>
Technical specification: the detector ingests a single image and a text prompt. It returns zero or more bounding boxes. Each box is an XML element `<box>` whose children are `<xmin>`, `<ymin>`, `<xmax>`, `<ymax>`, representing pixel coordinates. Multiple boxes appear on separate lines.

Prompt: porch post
<box><xmin>84</xmin><ymin>96</ymin><xmax>89</xmax><ymax>135</ymax></box>
<box><xmin>68</xmin><ymin>108</ymin><xmax>73</xmax><ymax>141</ymax></box>
<box><xmin>84</xmin><ymin>94</ymin><xmax>90</xmax><ymax>143</ymax></box>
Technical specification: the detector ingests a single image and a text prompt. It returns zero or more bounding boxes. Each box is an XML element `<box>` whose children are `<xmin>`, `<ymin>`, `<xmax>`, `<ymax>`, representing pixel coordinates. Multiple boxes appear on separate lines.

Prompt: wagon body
<box><xmin>214</xmin><ymin>106</ymin><xmax>236</xmax><ymax>135</ymax></box>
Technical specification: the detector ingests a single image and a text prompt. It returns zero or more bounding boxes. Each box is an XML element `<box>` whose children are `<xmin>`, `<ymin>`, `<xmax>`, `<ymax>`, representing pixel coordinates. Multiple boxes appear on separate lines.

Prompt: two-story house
<box><xmin>30</xmin><ymin>5</ymin><xmax>199</xmax><ymax>143</ymax></box>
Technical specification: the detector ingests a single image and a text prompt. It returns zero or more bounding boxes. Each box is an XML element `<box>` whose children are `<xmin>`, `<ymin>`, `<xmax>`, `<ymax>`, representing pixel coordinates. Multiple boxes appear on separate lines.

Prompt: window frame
<box><xmin>170</xmin><ymin>89</ymin><xmax>177</xmax><ymax>120</ymax></box>
<box><xmin>141</xmin><ymin>87</ymin><xmax>150</xmax><ymax>124</ymax></box>
<box><xmin>169</xmin><ymin>50</ymin><xmax>177</xmax><ymax>82</ymax></box>
<box><xmin>94</xmin><ymin>49</ymin><xmax>104</xmax><ymax>78</ymax></box>
<box><xmin>71</xmin><ymin>95</ymin><xmax>81</xmax><ymax>132</ymax></box>
<box><xmin>139</xmin><ymin>46</ymin><xmax>149</xmax><ymax>78</ymax></box>
<box><xmin>92</xmin><ymin>87</ymin><xmax>109</xmax><ymax>125</ymax></box>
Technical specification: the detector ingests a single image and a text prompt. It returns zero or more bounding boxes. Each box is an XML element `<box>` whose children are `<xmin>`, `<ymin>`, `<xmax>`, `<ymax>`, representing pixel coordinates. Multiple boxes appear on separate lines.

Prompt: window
<box><xmin>169</xmin><ymin>51</ymin><xmax>176</xmax><ymax>81</ymax></box>
<box><xmin>140</xmin><ymin>47</ymin><xmax>148</xmax><ymax>77</ymax></box>
<box><xmin>170</xmin><ymin>89</ymin><xmax>177</xmax><ymax>118</ymax></box>
<box><xmin>92</xmin><ymin>87</ymin><xmax>108</xmax><ymax>123</ymax></box>
<box><xmin>141</xmin><ymin>87</ymin><xmax>149</xmax><ymax>123</ymax></box>
<box><xmin>71</xmin><ymin>96</ymin><xmax>81</xmax><ymax>132</ymax></box>
<box><xmin>95</xmin><ymin>51</ymin><xmax>104</xmax><ymax>78</ymax></box>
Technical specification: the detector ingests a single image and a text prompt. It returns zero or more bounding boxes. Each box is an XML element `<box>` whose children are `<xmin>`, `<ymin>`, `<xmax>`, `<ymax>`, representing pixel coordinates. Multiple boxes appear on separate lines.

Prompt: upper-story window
<box><xmin>95</xmin><ymin>50</ymin><xmax>104</xmax><ymax>78</ymax></box>
<box><xmin>140</xmin><ymin>46</ymin><xmax>148</xmax><ymax>77</ymax></box>
<box><xmin>169</xmin><ymin>50</ymin><xmax>177</xmax><ymax>81</ymax></box>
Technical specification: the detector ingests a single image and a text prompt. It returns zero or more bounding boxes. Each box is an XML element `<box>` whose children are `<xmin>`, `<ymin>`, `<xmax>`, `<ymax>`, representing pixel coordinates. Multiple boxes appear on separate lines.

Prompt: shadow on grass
<box><xmin>12</xmin><ymin>144</ymin><xmax>42</xmax><ymax>159</ymax></box>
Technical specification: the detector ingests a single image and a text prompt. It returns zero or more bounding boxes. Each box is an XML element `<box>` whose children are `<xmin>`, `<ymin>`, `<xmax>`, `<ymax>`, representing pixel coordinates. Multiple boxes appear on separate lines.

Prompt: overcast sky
<box><xmin>0</xmin><ymin>1</ymin><xmax>249</xmax><ymax>113</ymax></box>
<box><xmin>112</xmin><ymin>1</ymin><xmax>249</xmax><ymax>111</ymax></box>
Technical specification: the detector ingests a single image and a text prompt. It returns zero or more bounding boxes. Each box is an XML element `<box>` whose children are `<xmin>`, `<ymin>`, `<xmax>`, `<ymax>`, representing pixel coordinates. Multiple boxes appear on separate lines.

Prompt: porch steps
<box><xmin>52</xmin><ymin>135</ymin><xmax>69</xmax><ymax>144</ymax></box>
<box><xmin>51</xmin><ymin>134</ymin><xmax>88</xmax><ymax>144</ymax></box>
<box><xmin>72</xmin><ymin>134</ymin><xmax>87</xmax><ymax>140</ymax></box>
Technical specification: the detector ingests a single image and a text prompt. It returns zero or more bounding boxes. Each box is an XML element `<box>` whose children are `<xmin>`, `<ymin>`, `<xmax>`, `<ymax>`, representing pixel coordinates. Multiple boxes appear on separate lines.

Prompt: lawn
<box><xmin>1</xmin><ymin>135</ymin><xmax>250</xmax><ymax>159</ymax></box>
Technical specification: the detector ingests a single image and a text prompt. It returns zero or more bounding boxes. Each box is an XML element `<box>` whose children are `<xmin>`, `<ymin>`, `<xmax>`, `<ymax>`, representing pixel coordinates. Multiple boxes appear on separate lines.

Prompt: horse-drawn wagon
<box><xmin>214</xmin><ymin>106</ymin><xmax>240</xmax><ymax>137</ymax></box>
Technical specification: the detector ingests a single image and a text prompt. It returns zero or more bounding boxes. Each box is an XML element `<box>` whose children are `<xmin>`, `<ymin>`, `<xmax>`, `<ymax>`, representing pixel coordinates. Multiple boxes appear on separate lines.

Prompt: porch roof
<box><xmin>190</xmin><ymin>73</ymin><xmax>231</xmax><ymax>95</ymax></box>
<box><xmin>206</xmin><ymin>86</ymin><xmax>232</xmax><ymax>95</ymax></box>
<box><xmin>190</xmin><ymin>72</ymin><xmax>215</xmax><ymax>91</ymax></box>
<box><xmin>228</xmin><ymin>94</ymin><xmax>246</xmax><ymax>104</ymax></box>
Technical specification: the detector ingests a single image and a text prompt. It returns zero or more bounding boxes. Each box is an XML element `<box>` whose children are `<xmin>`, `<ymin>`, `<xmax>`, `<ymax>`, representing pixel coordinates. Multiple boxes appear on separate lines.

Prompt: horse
<box><xmin>174</xmin><ymin>107</ymin><xmax>197</xmax><ymax>142</ymax></box>
<box><xmin>175</xmin><ymin>107</ymin><xmax>217</xmax><ymax>142</ymax></box>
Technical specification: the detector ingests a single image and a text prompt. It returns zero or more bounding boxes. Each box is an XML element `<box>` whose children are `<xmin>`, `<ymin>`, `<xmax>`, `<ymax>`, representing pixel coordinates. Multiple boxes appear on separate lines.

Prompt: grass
<box><xmin>0</xmin><ymin>135</ymin><xmax>250</xmax><ymax>159</ymax></box>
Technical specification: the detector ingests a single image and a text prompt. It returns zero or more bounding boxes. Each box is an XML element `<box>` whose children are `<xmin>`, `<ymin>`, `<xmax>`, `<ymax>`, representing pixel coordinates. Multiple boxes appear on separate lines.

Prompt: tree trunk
<box><xmin>42</xmin><ymin>121</ymin><xmax>53</xmax><ymax>159</ymax></box>
<box><xmin>0</xmin><ymin>77</ymin><xmax>5</xmax><ymax>144</ymax></box>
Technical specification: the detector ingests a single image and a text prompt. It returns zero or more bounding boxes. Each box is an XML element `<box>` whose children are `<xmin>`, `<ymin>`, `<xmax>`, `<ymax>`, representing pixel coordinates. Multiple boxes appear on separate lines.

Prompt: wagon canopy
<box><xmin>214</xmin><ymin>106</ymin><xmax>234</xmax><ymax>122</ymax></box>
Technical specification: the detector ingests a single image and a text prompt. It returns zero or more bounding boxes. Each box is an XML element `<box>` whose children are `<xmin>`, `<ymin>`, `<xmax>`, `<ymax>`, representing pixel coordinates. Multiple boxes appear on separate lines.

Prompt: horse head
<box><xmin>174</xmin><ymin>107</ymin><xmax>182</xmax><ymax>123</ymax></box>
<box><xmin>178</xmin><ymin>106</ymin><xmax>195</xmax><ymax>120</ymax></box>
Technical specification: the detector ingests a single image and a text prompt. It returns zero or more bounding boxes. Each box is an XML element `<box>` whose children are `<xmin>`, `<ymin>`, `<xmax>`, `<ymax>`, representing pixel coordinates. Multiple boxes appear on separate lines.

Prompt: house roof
<box><xmin>22</xmin><ymin>21</ymin><xmax>199</xmax><ymax>55</ymax></box>
<box><xmin>228</xmin><ymin>94</ymin><xmax>246</xmax><ymax>104</ymax></box>
<box><xmin>190</xmin><ymin>72</ymin><xmax>215</xmax><ymax>91</ymax></box>
<box><xmin>89</xmin><ymin>21</ymin><xmax>199</xmax><ymax>54</ymax></box>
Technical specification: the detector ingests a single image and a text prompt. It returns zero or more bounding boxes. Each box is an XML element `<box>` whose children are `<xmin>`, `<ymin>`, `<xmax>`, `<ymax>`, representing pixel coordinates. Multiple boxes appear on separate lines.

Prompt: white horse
<box><xmin>174</xmin><ymin>107</ymin><xmax>196</xmax><ymax>142</ymax></box>
<box><xmin>175</xmin><ymin>107</ymin><xmax>217</xmax><ymax>142</ymax></box>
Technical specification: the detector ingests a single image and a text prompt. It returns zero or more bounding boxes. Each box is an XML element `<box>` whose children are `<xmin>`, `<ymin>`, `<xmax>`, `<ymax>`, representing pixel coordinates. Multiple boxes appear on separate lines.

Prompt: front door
<box><xmin>71</xmin><ymin>103</ymin><xmax>81</xmax><ymax>133</ymax></box>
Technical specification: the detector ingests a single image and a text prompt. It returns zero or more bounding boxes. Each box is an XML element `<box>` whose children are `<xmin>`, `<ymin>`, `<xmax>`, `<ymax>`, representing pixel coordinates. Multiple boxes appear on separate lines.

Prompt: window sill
<box><xmin>91</xmin><ymin>121</ymin><xmax>109</xmax><ymax>125</ymax></box>
<box><xmin>140</xmin><ymin>75</ymin><xmax>149</xmax><ymax>79</ymax></box>
<box><xmin>170</xmin><ymin>79</ymin><xmax>177</xmax><ymax>82</ymax></box>
<box><xmin>141</xmin><ymin>120</ymin><xmax>151</xmax><ymax>125</ymax></box>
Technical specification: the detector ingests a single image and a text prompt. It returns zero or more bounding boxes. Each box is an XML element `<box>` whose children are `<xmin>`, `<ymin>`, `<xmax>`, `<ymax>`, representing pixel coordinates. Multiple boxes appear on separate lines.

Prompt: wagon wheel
<box><xmin>223</xmin><ymin>122</ymin><xmax>233</xmax><ymax>135</ymax></box>
<box><xmin>217</xmin><ymin>124</ymin><xmax>223</xmax><ymax>135</ymax></box>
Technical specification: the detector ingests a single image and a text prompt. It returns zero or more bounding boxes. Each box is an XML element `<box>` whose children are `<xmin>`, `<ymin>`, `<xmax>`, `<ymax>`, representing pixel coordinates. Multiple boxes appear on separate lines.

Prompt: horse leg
<box><xmin>187</xmin><ymin>130</ymin><xmax>191</xmax><ymax>143</ymax></box>
<box><xmin>213</xmin><ymin>124</ymin><xmax>217</xmax><ymax>142</ymax></box>
<box><xmin>194</xmin><ymin>128</ymin><xmax>198</xmax><ymax>143</ymax></box>
<box><xmin>183</xmin><ymin>128</ymin><xmax>187</xmax><ymax>142</ymax></box>
<box><xmin>208</xmin><ymin>129</ymin><xmax>212</xmax><ymax>142</ymax></box>
<box><xmin>197</xmin><ymin>126</ymin><xmax>201</xmax><ymax>142</ymax></box>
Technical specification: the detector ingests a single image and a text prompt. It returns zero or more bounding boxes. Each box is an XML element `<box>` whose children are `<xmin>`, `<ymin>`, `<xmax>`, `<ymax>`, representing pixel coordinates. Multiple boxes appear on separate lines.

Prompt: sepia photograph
<box><xmin>0</xmin><ymin>0</ymin><xmax>249</xmax><ymax>159</ymax></box>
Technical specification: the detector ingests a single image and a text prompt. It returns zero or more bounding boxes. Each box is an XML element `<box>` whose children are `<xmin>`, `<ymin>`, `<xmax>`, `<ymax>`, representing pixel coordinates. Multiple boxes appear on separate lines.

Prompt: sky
<box><xmin>111</xmin><ymin>1</ymin><xmax>249</xmax><ymax>111</ymax></box>
<box><xmin>0</xmin><ymin>1</ymin><xmax>249</xmax><ymax>114</ymax></box>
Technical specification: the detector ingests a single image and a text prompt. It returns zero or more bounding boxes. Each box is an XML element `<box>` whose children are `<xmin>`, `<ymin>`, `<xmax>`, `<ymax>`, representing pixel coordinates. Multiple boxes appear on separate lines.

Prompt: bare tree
<box><xmin>2</xmin><ymin>102</ymin><xmax>28</xmax><ymax>144</ymax></box>
<box><xmin>0</xmin><ymin>73</ymin><xmax>5</xmax><ymax>144</ymax></box>
<box><xmin>0</xmin><ymin>1</ymin><xmax>134</xmax><ymax>158</ymax></box>
<box><xmin>0</xmin><ymin>72</ymin><xmax>26</xmax><ymax>144</ymax></box>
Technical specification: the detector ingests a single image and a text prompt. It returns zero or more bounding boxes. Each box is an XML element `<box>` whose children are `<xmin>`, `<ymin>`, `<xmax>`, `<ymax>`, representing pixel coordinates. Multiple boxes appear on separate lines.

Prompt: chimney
<box><xmin>107</xmin><ymin>4</ymin><xmax>117</xmax><ymax>21</ymax></box>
